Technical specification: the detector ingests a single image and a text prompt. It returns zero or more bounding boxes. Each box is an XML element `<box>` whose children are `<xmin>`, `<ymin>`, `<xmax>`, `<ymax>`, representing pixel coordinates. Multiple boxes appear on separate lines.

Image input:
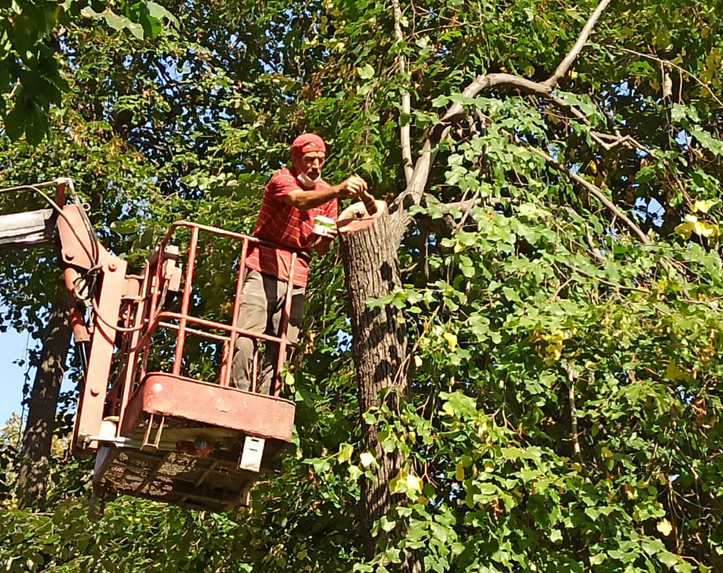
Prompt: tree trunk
<box><xmin>17</xmin><ymin>302</ymin><xmax>71</xmax><ymax>510</ymax></box>
<box><xmin>340</xmin><ymin>209</ymin><xmax>422</xmax><ymax>572</ymax></box>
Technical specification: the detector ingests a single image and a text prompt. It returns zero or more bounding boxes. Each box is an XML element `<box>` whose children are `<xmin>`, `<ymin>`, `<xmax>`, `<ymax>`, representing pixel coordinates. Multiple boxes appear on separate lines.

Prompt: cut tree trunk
<box><xmin>17</xmin><ymin>302</ymin><xmax>71</xmax><ymax>510</ymax></box>
<box><xmin>340</xmin><ymin>209</ymin><xmax>422</xmax><ymax>572</ymax></box>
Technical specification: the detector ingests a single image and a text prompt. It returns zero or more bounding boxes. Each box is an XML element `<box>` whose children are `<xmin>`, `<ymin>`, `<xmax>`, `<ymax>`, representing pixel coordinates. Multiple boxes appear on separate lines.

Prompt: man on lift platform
<box><xmin>230</xmin><ymin>133</ymin><xmax>368</xmax><ymax>394</ymax></box>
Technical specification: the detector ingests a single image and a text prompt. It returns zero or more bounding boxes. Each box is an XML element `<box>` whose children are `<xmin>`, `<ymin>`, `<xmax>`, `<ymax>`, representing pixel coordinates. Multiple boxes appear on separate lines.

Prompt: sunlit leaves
<box><xmin>657</xmin><ymin>518</ymin><xmax>673</xmax><ymax>537</ymax></box>
<box><xmin>2</xmin><ymin>0</ymin><xmax>723</xmax><ymax>572</ymax></box>
<box><xmin>389</xmin><ymin>469</ymin><xmax>423</xmax><ymax>499</ymax></box>
<box><xmin>359</xmin><ymin>452</ymin><xmax>375</xmax><ymax>467</ymax></box>
<box><xmin>674</xmin><ymin>214</ymin><xmax>721</xmax><ymax>239</ymax></box>
<box><xmin>356</xmin><ymin>64</ymin><xmax>375</xmax><ymax>80</ymax></box>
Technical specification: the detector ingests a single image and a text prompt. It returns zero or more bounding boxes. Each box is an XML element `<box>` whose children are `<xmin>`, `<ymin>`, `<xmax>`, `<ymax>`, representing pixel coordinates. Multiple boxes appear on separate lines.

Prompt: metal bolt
<box><xmin>65</xmin><ymin>249</ymin><xmax>75</xmax><ymax>260</ymax></box>
<box><xmin>108</xmin><ymin>261</ymin><xmax>117</xmax><ymax>272</ymax></box>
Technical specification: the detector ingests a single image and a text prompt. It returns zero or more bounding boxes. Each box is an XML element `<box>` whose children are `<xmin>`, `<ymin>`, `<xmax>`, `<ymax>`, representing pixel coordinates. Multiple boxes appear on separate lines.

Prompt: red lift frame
<box><xmin>49</xmin><ymin>182</ymin><xmax>299</xmax><ymax>512</ymax></box>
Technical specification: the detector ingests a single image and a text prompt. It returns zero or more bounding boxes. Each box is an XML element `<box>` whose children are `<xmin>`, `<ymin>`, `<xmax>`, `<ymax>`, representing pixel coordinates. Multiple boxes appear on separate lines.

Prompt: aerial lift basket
<box><xmin>42</xmin><ymin>182</ymin><xmax>299</xmax><ymax>515</ymax></box>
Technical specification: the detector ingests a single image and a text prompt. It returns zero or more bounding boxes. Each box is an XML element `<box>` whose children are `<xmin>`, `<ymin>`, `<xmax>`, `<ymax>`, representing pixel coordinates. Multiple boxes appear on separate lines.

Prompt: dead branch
<box><xmin>617</xmin><ymin>46</ymin><xmax>723</xmax><ymax>109</ymax></box>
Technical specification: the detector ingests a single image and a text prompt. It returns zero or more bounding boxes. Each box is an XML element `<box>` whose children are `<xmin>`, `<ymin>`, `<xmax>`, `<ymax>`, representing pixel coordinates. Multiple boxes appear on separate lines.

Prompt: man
<box><xmin>231</xmin><ymin>133</ymin><xmax>367</xmax><ymax>394</ymax></box>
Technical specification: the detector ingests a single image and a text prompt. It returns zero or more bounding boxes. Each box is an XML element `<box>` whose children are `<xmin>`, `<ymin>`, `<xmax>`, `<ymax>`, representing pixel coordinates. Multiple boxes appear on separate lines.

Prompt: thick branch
<box><xmin>396</xmin><ymin>0</ymin><xmax>612</xmax><ymax>212</ymax></box>
<box><xmin>392</xmin><ymin>0</ymin><xmax>414</xmax><ymax>184</ymax></box>
<box><xmin>543</xmin><ymin>0</ymin><xmax>612</xmax><ymax>89</ymax></box>
<box><xmin>18</xmin><ymin>303</ymin><xmax>71</xmax><ymax>510</ymax></box>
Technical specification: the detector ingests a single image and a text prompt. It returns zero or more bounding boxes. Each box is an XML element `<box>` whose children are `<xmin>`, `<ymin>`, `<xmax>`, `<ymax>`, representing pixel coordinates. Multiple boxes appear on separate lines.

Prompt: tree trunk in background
<box><xmin>340</xmin><ymin>210</ymin><xmax>422</xmax><ymax>572</ymax></box>
<box><xmin>17</xmin><ymin>303</ymin><xmax>71</xmax><ymax>510</ymax></box>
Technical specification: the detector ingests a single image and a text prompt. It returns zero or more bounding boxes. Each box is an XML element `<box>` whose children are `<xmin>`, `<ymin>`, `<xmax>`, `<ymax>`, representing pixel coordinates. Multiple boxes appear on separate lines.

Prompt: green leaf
<box><xmin>431</xmin><ymin>95</ymin><xmax>448</xmax><ymax>107</ymax></box>
<box><xmin>337</xmin><ymin>443</ymin><xmax>353</xmax><ymax>463</ymax></box>
<box><xmin>81</xmin><ymin>7</ymin><xmax>145</xmax><ymax>39</ymax></box>
<box><xmin>110</xmin><ymin>220</ymin><xmax>139</xmax><ymax>235</ymax></box>
<box><xmin>357</xmin><ymin>64</ymin><xmax>375</xmax><ymax>80</ymax></box>
<box><xmin>692</xmin><ymin>129</ymin><xmax>723</xmax><ymax>156</ymax></box>
<box><xmin>147</xmin><ymin>0</ymin><xmax>178</xmax><ymax>27</ymax></box>
<box><xmin>4</xmin><ymin>106</ymin><xmax>24</xmax><ymax>141</ymax></box>
<box><xmin>658</xmin><ymin>552</ymin><xmax>680</xmax><ymax>568</ymax></box>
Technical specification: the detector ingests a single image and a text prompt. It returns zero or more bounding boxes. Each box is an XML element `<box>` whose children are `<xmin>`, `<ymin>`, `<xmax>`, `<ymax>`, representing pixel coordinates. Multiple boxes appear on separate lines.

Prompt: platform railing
<box><xmin>105</xmin><ymin>221</ymin><xmax>301</xmax><ymax>425</ymax></box>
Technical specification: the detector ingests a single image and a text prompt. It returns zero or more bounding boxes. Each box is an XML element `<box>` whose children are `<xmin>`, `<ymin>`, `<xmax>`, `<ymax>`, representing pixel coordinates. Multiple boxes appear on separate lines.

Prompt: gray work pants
<box><xmin>230</xmin><ymin>270</ymin><xmax>305</xmax><ymax>395</ymax></box>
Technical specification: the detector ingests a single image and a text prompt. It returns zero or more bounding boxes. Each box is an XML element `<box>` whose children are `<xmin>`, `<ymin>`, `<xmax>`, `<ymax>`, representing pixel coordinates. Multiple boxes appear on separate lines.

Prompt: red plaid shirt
<box><xmin>246</xmin><ymin>168</ymin><xmax>338</xmax><ymax>287</ymax></box>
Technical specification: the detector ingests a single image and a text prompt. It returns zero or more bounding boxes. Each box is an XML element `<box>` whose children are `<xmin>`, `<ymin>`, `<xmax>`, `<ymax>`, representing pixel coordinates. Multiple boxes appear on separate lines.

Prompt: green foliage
<box><xmin>2</xmin><ymin>0</ymin><xmax>723</xmax><ymax>571</ymax></box>
<box><xmin>0</xmin><ymin>0</ymin><xmax>173</xmax><ymax>143</ymax></box>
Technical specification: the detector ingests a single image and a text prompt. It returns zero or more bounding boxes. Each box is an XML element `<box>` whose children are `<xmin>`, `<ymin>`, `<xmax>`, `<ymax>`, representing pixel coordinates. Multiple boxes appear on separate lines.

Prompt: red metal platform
<box><xmin>93</xmin><ymin>373</ymin><xmax>295</xmax><ymax>511</ymax></box>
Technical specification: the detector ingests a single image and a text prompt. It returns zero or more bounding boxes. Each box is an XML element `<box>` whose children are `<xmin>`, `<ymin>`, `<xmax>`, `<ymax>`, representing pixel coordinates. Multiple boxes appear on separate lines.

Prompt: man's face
<box><xmin>300</xmin><ymin>151</ymin><xmax>325</xmax><ymax>181</ymax></box>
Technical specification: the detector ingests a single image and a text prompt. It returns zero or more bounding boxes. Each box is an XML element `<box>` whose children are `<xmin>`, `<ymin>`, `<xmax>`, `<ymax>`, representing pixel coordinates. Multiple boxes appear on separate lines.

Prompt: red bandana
<box><xmin>291</xmin><ymin>133</ymin><xmax>326</xmax><ymax>161</ymax></box>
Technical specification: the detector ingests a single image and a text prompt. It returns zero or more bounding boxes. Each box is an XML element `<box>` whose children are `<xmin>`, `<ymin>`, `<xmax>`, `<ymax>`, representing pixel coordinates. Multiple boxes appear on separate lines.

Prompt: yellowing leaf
<box><xmin>443</xmin><ymin>332</ymin><xmax>458</xmax><ymax>352</ymax></box>
<box><xmin>675</xmin><ymin>214</ymin><xmax>721</xmax><ymax>239</ymax></box>
<box><xmin>389</xmin><ymin>473</ymin><xmax>403</xmax><ymax>494</ymax></box>
<box><xmin>406</xmin><ymin>473</ymin><xmax>423</xmax><ymax>494</ymax></box>
<box><xmin>695</xmin><ymin>220</ymin><xmax>721</xmax><ymax>238</ymax></box>
<box><xmin>539</xmin><ymin>329</ymin><xmax>575</xmax><ymax>364</ymax></box>
<box><xmin>455</xmin><ymin>462</ymin><xmax>465</xmax><ymax>481</ymax></box>
<box><xmin>674</xmin><ymin>220</ymin><xmax>695</xmax><ymax>239</ymax></box>
<box><xmin>338</xmin><ymin>443</ymin><xmax>353</xmax><ymax>463</ymax></box>
<box><xmin>390</xmin><ymin>470</ymin><xmax>424</xmax><ymax>498</ymax></box>
<box><xmin>359</xmin><ymin>452</ymin><xmax>375</xmax><ymax>467</ymax></box>
<box><xmin>693</xmin><ymin>199</ymin><xmax>713</xmax><ymax>213</ymax></box>
<box><xmin>414</xmin><ymin>355</ymin><xmax>423</xmax><ymax>368</ymax></box>
<box><xmin>657</xmin><ymin>518</ymin><xmax>673</xmax><ymax>536</ymax></box>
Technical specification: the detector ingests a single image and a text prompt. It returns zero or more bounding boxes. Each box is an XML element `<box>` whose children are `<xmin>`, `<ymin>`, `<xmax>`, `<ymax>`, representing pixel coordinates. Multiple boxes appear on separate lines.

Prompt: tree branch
<box><xmin>616</xmin><ymin>46</ymin><xmax>723</xmax><ymax>109</ymax></box>
<box><xmin>564</xmin><ymin>364</ymin><xmax>584</xmax><ymax>466</ymax></box>
<box><xmin>527</xmin><ymin>146</ymin><xmax>650</xmax><ymax>245</ymax></box>
<box><xmin>542</xmin><ymin>0</ymin><xmax>612</xmax><ymax>89</ymax></box>
<box><xmin>392</xmin><ymin>0</ymin><xmax>414</xmax><ymax>184</ymax></box>
<box><xmin>395</xmin><ymin>0</ymin><xmax>612</xmax><ymax>214</ymax></box>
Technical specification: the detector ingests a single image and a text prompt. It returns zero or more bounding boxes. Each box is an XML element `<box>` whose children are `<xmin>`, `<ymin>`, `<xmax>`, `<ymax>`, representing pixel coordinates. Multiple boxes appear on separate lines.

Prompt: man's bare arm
<box><xmin>284</xmin><ymin>186</ymin><xmax>341</xmax><ymax>210</ymax></box>
<box><xmin>284</xmin><ymin>175</ymin><xmax>368</xmax><ymax>211</ymax></box>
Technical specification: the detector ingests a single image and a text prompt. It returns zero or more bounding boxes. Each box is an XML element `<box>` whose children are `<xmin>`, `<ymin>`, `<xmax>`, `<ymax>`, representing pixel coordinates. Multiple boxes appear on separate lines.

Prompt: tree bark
<box><xmin>340</xmin><ymin>210</ymin><xmax>422</xmax><ymax>572</ymax></box>
<box><xmin>17</xmin><ymin>302</ymin><xmax>71</xmax><ymax>510</ymax></box>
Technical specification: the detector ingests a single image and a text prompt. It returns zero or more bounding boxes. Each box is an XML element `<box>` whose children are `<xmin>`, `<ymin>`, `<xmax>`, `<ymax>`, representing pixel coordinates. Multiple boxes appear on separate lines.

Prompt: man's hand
<box><xmin>335</xmin><ymin>175</ymin><xmax>368</xmax><ymax>199</ymax></box>
<box><xmin>313</xmin><ymin>226</ymin><xmax>337</xmax><ymax>257</ymax></box>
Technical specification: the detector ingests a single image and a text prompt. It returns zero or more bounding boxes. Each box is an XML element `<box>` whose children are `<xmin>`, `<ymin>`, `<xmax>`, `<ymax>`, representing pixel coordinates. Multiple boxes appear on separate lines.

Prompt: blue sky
<box><xmin>0</xmin><ymin>326</ymin><xmax>33</xmax><ymax>425</ymax></box>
